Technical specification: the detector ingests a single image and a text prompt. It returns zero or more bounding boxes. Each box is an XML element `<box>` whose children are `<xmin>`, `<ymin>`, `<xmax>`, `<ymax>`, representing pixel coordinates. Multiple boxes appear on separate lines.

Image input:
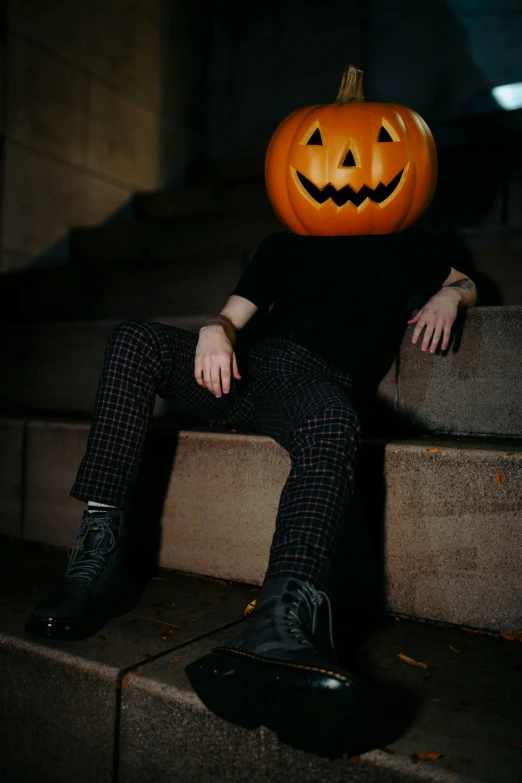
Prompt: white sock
<box><xmin>88</xmin><ymin>501</ymin><xmax>118</xmax><ymax>512</ymax></box>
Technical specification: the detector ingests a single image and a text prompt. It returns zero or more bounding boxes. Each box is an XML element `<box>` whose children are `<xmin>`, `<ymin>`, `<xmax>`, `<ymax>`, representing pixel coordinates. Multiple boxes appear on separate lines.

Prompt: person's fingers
<box><xmin>232</xmin><ymin>352</ymin><xmax>241</xmax><ymax>380</ymax></box>
<box><xmin>411</xmin><ymin>318</ymin><xmax>427</xmax><ymax>345</ymax></box>
<box><xmin>441</xmin><ymin>323</ymin><xmax>452</xmax><ymax>351</ymax></box>
<box><xmin>194</xmin><ymin>355</ymin><xmax>204</xmax><ymax>385</ymax></box>
<box><xmin>202</xmin><ymin>356</ymin><xmax>212</xmax><ymax>391</ymax></box>
<box><xmin>429</xmin><ymin>323</ymin><xmax>443</xmax><ymax>353</ymax></box>
<box><xmin>221</xmin><ymin>361</ymin><xmax>231</xmax><ymax>394</ymax></box>
<box><xmin>210</xmin><ymin>360</ymin><xmax>223</xmax><ymax>397</ymax></box>
<box><xmin>421</xmin><ymin>322</ymin><xmax>435</xmax><ymax>352</ymax></box>
<box><xmin>407</xmin><ymin>312</ymin><xmax>422</xmax><ymax>325</ymax></box>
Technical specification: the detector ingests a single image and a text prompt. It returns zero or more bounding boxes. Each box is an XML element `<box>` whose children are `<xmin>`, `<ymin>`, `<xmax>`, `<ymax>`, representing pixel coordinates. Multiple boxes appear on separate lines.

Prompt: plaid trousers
<box><xmin>71</xmin><ymin>321</ymin><xmax>362</xmax><ymax>590</ymax></box>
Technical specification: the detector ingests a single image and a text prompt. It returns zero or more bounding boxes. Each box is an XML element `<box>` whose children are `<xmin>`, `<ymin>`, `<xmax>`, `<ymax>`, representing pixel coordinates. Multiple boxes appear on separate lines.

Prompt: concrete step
<box><xmin>70</xmin><ymin>211</ymin><xmax>281</xmax><ymax>266</ymax></box>
<box><xmin>3</xmin><ymin>418</ymin><xmax>521</xmax><ymax>633</ymax></box>
<box><xmin>0</xmin><ymin>256</ymin><xmax>243</xmax><ymax>323</ymax></box>
<box><xmin>1</xmin><ymin>308</ymin><xmax>521</xmax><ymax>437</ymax></box>
<box><xmin>0</xmin><ymin>317</ymin><xmax>211</xmax><ymax>414</ymax></box>
<box><xmin>1</xmin><ymin>538</ymin><xmax>521</xmax><ymax>783</ymax></box>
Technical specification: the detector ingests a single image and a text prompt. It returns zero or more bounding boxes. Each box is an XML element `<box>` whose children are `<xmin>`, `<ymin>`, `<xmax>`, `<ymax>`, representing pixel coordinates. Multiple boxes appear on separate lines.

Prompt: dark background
<box><xmin>0</xmin><ymin>0</ymin><xmax>521</xmax><ymax>307</ymax></box>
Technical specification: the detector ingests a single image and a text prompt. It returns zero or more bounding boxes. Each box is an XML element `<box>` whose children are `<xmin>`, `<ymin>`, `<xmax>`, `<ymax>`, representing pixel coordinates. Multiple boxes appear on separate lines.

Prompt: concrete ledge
<box><xmin>2</xmin><ymin>540</ymin><xmax>520</xmax><ymax>783</ymax></box>
<box><xmin>119</xmin><ymin>619</ymin><xmax>522</xmax><ymax>783</ymax></box>
<box><xmin>383</xmin><ymin>438</ymin><xmax>522</xmax><ymax>632</ymax></box>
<box><xmin>1</xmin><ymin>308</ymin><xmax>520</xmax><ymax>436</ymax></box>
<box><xmin>0</xmin><ymin>541</ymin><xmax>253</xmax><ymax>783</ymax></box>
<box><xmin>399</xmin><ymin>306</ymin><xmax>522</xmax><ymax>437</ymax></box>
<box><xmin>15</xmin><ymin>419</ymin><xmax>522</xmax><ymax>633</ymax></box>
<box><xmin>0</xmin><ymin>316</ymin><xmax>209</xmax><ymax>413</ymax></box>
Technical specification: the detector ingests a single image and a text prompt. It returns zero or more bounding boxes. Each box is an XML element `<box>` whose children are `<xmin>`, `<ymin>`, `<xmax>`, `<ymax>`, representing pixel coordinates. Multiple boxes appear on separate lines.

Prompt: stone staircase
<box><xmin>1</xmin><ymin>538</ymin><xmax>522</xmax><ymax>783</ymax></box>
<box><xmin>1</xmin><ymin>164</ymin><xmax>522</xmax><ymax>780</ymax></box>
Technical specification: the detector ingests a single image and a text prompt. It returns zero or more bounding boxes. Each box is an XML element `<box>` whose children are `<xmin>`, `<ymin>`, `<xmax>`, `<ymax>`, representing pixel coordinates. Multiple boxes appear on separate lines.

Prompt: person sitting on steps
<box><xmin>26</xmin><ymin>226</ymin><xmax>477</xmax><ymax>755</ymax></box>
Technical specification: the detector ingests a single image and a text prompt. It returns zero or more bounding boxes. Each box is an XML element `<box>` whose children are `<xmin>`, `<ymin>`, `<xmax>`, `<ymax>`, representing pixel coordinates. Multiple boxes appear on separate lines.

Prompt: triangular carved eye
<box><xmin>378</xmin><ymin>126</ymin><xmax>394</xmax><ymax>142</ymax></box>
<box><xmin>306</xmin><ymin>128</ymin><xmax>323</xmax><ymax>145</ymax></box>
<box><xmin>342</xmin><ymin>149</ymin><xmax>356</xmax><ymax>167</ymax></box>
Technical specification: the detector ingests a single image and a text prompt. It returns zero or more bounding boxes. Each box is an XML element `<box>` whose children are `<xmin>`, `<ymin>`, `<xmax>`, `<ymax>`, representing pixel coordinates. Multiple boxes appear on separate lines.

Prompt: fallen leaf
<box><xmin>417</xmin><ymin>753</ymin><xmax>442</xmax><ymax>761</ymax></box>
<box><xmin>427</xmin><ymin>447</ymin><xmax>442</xmax><ymax>454</ymax></box>
<box><xmin>152</xmin><ymin>576</ymin><xmax>165</xmax><ymax>581</ymax></box>
<box><xmin>243</xmin><ymin>599</ymin><xmax>257</xmax><ymax>618</ymax></box>
<box><xmin>496</xmin><ymin>470</ymin><xmax>503</xmax><ymax>486</ymax></box>
<box><xmin>134</xmin><ymin>673</ymin><xmax>144</xmax><ymax>678</ymax></box>
<box><xmin>460</xmin><ymin>627</ymin><xmax>486</xmax><ymax>635</ymax></box>
<box><xmin>229</xmin><ymin>429</ymin><xmax>237</xmax><ymax>433</ymax></box>
<box><xmin>398</xmin><ymin>653</ymin><xmax>429</xmax><ymax>669</ymax></box>
<box><xmin>501</xmin><ymin>632</ymin><xmax>522</xmax><ymax>642</ymax></box>
<box><xmin>379</xmin><ymin>747</ymin><xmax>396</xmax><ymax>755</ymax></box>
<box><xmin>506</xmin><ymin>452</ymin><xmax>514</xmax><ymax>456</ymax></box>
<box><xmin>123</xmin><ymin>676</ymin><xmax>130</xmax><ymax>689</ymax></box>
<box><xmin>449</xmin><ymin>644</ymin><xmax>461</xmax><ymax>654</ymax></box>
<box><xmin>266</xmin><ymin>440</ymin><xmax>275</xmax><ymax>444</ymax></box>
<box><xmin>445</xmin><ymin>762</ymin><xmax>456</xmax><ymax>776</ymax></box>
<box><xmin>98</xmin><ymin>634</ymin><xmax>107</xmax><ymax>641</ymax></box>
<box><xmin>168</xmin><ymin>658</ymin><xmax>181</xmax><ymax>664</ymax></box>
<box><xmin>395</xmin><ymin>617</ymin><xmax>401</xmax><ymax>622</ymax></box>
<box><xmin>114</xmin><ymin>680</ymin><xmax>121</xmax><ymax>689</ymax></box>
<box><xmin>351</xmin><ymin>755</ymin><xmax>360</xmax><ymax>765</ymax></box>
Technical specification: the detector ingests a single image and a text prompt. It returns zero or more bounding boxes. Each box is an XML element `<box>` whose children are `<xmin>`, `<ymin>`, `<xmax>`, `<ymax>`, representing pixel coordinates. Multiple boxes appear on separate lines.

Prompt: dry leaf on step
<box><xmin>398</xmin><ymin>653</ymin><xmax>429</xmax><ymax>669</ymax></box>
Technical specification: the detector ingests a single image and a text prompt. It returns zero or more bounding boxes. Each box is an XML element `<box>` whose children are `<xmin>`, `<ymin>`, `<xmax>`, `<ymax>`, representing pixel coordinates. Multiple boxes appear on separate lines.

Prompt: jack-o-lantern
<box><xmin>265</xmin><ymin>65</ymin><xmax>437</xmax><ymax>235</ymax></box>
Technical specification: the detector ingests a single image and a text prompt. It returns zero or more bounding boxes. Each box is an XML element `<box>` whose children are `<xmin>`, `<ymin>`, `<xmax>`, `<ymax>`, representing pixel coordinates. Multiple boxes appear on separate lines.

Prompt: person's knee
<box><xmin>320</xmin><ymin>403</ymin><xmax>361</xmax><ymax>437</ymax></box>
<box><xmin>108</xmin><ymin>320</ymin><xmax>157</xmax><ymax>350</ymax></box>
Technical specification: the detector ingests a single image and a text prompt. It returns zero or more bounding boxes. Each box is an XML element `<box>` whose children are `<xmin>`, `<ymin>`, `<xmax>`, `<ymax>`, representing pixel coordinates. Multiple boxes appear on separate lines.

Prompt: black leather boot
<box><xmin>26</xmin><ymin>509</ymin><xmax>139</xmax><ymax>641</ymax></box>
<box><xmin>186</xmin><ymin>576</ymin><xmax>360</xmax><ymax>757</ymax></box>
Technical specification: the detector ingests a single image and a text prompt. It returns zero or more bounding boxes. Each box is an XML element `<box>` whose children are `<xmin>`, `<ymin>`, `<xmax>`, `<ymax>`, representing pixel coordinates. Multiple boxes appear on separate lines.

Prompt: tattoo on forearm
<box><xmin>448</xmin><ymin>278</ymin><xmax>475</xmax><ymax>291</ymax></box>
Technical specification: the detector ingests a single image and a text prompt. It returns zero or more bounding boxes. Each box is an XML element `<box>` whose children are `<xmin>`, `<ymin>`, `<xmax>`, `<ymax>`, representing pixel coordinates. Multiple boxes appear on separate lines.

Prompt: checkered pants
<box><xmin>71</xmin><ymin>321</ymin><xmax>362</xmax><ymax>590</ymax></box>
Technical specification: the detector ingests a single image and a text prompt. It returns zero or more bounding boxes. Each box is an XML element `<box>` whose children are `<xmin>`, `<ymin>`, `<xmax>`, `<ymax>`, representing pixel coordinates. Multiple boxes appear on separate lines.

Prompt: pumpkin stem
<box><xmin>335</xmin><ymin>64</ymin><xmax>364</xmax><ymax>103</ymax></box>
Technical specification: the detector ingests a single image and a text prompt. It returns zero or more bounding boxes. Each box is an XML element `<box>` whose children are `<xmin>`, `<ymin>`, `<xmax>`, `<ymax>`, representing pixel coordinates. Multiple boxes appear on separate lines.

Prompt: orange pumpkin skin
<box><xmin>265</xmin><ymin>81</ymin><xmax>437</xmax><ymax>236</ymax></box>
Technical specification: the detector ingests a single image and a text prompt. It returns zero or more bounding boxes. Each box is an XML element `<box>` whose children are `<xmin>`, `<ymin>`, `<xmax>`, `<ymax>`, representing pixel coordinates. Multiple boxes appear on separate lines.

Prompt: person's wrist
<box><xmin>201</xmin><ymin>315</ymin><xmax>237</xmax><ymax>345</ymax></box>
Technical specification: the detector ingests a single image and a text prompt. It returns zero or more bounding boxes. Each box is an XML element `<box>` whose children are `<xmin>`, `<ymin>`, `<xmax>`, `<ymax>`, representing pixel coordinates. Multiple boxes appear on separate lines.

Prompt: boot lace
<box><xmin>66</xmin><ymin>516</ymin><xmax>117</xmax><ymax>583</ymax></box>
<box><xmin>284</xmin><ymin>581</ymin><xmax>336</xmax><ymax>653</ymax></box>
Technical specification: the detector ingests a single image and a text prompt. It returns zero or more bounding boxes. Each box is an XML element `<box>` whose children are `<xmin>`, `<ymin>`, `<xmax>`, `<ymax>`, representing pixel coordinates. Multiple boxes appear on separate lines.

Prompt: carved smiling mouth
<box><xmin>296</xmin><ymin>168</ymin><xmax>405</xmax><ymax>208</ymax></box>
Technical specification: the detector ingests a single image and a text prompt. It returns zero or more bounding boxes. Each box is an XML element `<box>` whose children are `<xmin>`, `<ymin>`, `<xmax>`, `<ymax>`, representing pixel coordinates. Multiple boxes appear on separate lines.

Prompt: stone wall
<box><xmin>0</xmin><ymin>0</ymin><xmax>197</xmax><ymax>272</ymax></box>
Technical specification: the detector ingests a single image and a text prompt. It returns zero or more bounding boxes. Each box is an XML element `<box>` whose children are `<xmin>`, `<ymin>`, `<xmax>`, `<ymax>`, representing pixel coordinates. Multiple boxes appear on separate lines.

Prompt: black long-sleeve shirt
<box><xmin>230</xmin><ymin>229</ymin><xmax>452</xmax><ymax>378</ymax></box>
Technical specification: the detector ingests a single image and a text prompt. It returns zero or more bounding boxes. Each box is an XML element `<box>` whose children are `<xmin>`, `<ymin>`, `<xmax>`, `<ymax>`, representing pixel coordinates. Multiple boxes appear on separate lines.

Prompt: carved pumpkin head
<box><xmin>265</xmin><ymin>65</ymin><xmax>437</xmax><ymax>235</ymax></box>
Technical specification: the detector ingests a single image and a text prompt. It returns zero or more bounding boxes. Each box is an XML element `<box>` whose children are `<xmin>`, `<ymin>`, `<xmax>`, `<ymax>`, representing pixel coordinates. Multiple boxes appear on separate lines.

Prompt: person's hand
<box><xmin>194</xmin><ymin>325</ymin><xmax>241</xmax><ymax>397</ymax></box>
<box><xmin>408</xmin><ymin>287</ymin><xmax>461</xmax><ymax>354</ymax></box>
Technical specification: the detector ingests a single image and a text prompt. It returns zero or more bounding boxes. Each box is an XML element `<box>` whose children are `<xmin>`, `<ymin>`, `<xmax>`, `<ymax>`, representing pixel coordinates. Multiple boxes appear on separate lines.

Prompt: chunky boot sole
<box><xmin>185</xmin><ymin>647</ymin><xmax>360</xmax><ymax>757</ymax></box>
<box><xmin>25</xmin><ymin>588</ymin><xmax>139</xmax><ymax>641</ymax></box>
